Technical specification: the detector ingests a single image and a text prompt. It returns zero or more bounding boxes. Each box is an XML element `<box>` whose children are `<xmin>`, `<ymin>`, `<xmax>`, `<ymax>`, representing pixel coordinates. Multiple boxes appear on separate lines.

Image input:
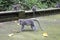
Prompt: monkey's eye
<box><xmin>20</xmin><ymin>20</ymin><xmax>23</xmax><ymax>22</ymax></box>
<box><xmin>20</xmin><ymin>20</ymin><xmax>22</xmax><ymax>22</ymax></box>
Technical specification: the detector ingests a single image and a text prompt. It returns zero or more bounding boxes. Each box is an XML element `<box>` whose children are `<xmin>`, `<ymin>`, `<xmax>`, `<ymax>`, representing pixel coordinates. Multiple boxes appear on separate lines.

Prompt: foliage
<box><xmin>0</xmin><ymin>0</ymin><xmax>20</xmax><ymax>11</ymax></box>
<box><xmin>0</xmin><ymin>0</ymin><xmax>13</xmax><ymax>11</ymax></box>
<box><xmin>20</xmin><ymin>0</ymin><xmax>60</xmax><ymax>9</ymax></box>
<box><xmin>0</xmin><ymin>0</ymin><xmax>60</xmax><ymax>11</ymax></box>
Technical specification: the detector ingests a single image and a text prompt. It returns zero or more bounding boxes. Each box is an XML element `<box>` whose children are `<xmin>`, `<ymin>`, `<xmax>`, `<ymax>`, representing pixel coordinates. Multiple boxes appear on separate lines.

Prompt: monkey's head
<box><xmin>19</xmin><ymin>19</ymin><xmax>24</xmax><ymax>25</ymax></box>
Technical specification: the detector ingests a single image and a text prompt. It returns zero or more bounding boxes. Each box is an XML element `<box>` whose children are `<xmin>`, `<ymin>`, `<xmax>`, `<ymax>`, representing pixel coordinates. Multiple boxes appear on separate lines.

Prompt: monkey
<box><xmin>18</xmin><ymin>18</ymin><xmax>43</xmax><ymax>31</ymax></box>
<box><xmin>12</xmin><ymin>4</ymin><xmax>21</xmax><ymax>10</ymax></box>
<box><xmin>19</xmin><ymin>19</ymin><xmax>37</xmax><ymax>31</ymax></box>
<box><xmin>32</xmin><ymin>5</ymin><xmax>37</xmax><ymax>17</ymax></box>
<box><xmin>32</xmin><ymin>5</ymin><xmax>36</xmax><ymax>12</ymax></box>
<box><xmin>56</xmin><ymin>3</ymin><xmax>60</xmax><ymax>8</ymax></box>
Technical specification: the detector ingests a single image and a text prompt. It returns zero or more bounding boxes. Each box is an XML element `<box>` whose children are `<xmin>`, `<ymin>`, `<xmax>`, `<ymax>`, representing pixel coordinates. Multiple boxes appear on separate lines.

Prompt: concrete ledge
<box><xmin>25</xmin><ymin>8</ymin><xmax>60</xmax><ymax>13</ymax></box>
<box><xmin>0</xmin><ymin>8</ymin><xmax>60</xmax><ymax>14</ymax></box>
<box><xmin>0</xmin><ymin>8</ymin><xmax>60</xmax><ymax>22</ymax></box>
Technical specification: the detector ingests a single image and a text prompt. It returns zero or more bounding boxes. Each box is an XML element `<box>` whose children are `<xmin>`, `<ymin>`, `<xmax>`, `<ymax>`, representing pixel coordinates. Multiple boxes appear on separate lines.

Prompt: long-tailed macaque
<box><xmin>12</xmin><ymin>4</ymin><xmax>21</xmax><ymax>10</ymax></box>
<box><xmin>56</xmin><ymin>3</ymin><xmax>60</xmax><ymax>8</ymax></box>
<box><xmin>32</xmin><ymin>5</ymin><xmax>36</xmax><ymax>17</ymax></box>
<box><xmin>18</xmin><ymin>18</ymin><xmax>43</xmax><ymax>31</ymax></box>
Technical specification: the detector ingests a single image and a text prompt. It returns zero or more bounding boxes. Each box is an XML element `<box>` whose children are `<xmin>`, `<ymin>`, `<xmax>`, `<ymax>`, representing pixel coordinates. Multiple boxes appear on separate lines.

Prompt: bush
<box><xmin>0</xmin><ymin>0</ymin><xmax>60</xmax><ymax>11</ymax></box>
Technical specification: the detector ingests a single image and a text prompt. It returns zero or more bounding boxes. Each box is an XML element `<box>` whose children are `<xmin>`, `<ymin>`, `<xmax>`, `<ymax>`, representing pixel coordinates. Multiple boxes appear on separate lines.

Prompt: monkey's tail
<box><xmin>33</xmin><ymin>19</ymin><xmax>44</xmax><ymax>31</ymax></box>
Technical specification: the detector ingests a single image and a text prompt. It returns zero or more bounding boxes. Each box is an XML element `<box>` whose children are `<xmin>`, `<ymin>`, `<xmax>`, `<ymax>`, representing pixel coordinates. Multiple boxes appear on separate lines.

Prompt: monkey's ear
<box><xmin>18</xmin><ymin>19</ymin><xmax>23</xmax><ymax>23</ymax></box>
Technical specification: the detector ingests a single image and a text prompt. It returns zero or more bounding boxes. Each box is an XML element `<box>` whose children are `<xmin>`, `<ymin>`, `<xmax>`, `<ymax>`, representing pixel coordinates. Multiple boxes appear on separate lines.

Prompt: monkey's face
<box><xmin>20</xmin><ymin>20</ymin><xmax>24</xmax><ymax>25</ymax></box>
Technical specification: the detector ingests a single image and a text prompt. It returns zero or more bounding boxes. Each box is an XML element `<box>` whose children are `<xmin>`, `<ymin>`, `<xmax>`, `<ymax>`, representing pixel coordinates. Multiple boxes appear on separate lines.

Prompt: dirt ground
<box><xmin>0</xmin><ymin>14</ymin><xmax>60</xmax><ymax>40</ymax></box>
